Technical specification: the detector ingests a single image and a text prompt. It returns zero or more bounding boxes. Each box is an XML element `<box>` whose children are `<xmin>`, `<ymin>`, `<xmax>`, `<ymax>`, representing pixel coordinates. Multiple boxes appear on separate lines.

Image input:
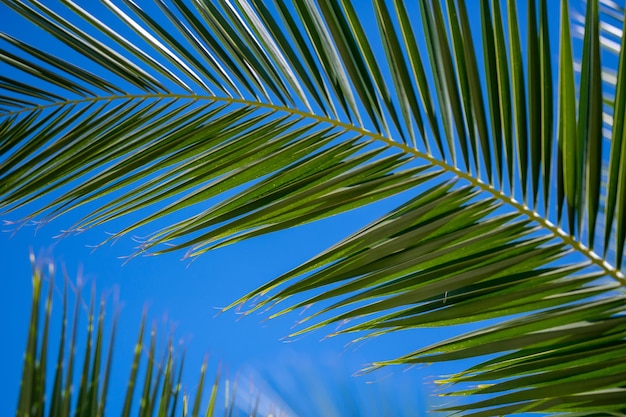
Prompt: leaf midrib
<box><xmin>4</xmin><ymin>93</ymin><xmax>625</xmax><ymax>284</ymax></box>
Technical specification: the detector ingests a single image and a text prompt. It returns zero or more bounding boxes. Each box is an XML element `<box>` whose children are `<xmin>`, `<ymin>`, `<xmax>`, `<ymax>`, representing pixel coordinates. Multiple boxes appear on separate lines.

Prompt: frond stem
<box><xmin>5</xmin><ymin>93</ymin><xmax>625</xmax><ymax>284</ymax></box>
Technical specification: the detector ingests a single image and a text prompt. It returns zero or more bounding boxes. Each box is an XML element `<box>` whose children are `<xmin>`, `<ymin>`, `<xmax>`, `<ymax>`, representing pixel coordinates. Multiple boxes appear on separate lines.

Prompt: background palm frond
<box><xmin>17</xmin><ymin>254</ymin><xmax>265</xmax><ymax>417</ymax></box>
<box><xmin>2</xmin><ymin>0</ymin><xmax>625</xmax><ymax>414</ymax></box>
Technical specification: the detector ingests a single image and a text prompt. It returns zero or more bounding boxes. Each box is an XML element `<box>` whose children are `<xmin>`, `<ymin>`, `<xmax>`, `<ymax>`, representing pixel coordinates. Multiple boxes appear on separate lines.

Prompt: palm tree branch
<box><xmin>2</xmin><ymin>0</ymin><xmax>626</xmax><ymax>414</ymax></box>
<box><xmin>3</xmin><ymin>93</ymin><xmax>623</xmax><ymax>284</ymax></box>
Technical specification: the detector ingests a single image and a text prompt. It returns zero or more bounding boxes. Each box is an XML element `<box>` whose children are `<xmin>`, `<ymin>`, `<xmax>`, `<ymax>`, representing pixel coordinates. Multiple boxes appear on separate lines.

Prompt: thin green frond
<box><xmin>15</xmin><ymin>256</ymin><xmax>274</xmax><ymax>417</ymax></box>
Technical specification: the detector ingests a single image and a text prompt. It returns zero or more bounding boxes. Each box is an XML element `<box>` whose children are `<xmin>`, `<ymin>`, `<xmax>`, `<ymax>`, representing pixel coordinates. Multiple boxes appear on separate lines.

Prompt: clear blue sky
<box><xmin>0</xmin><ymin>1</ymin><xmax>566</xmax><ymax>415</ymax></box>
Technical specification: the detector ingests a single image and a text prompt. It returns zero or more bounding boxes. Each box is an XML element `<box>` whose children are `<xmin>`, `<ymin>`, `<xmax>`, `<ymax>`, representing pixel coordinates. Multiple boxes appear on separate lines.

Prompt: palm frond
<box><xmin>2</xmin><ymin>0</ymin><xmax>625</xmax><ymax>414</ymax></box>
<box><xmin>16</xmin><ymin>254</ymin><xmax>283</xmax><ymax>417</ymax></box>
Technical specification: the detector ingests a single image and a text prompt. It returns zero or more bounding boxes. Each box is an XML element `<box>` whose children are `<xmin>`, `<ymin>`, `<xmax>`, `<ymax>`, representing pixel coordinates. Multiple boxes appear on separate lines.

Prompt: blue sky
<box><xmin>0</xmin><ymin>1</ymin><xmax>569</xmax><ymax>415</ymax></box>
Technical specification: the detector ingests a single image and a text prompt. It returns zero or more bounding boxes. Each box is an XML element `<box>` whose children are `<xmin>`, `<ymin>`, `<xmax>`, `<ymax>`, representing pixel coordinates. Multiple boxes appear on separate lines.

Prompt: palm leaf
<box><xmin>16</xmin><ymin>255</ymin><xmax>278</xmax><ymax>417</ymax></box>
<box><xmin>2</xmin><ymin>0</ymin><xmax>625</xmax><ymax>413</ymax></box>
